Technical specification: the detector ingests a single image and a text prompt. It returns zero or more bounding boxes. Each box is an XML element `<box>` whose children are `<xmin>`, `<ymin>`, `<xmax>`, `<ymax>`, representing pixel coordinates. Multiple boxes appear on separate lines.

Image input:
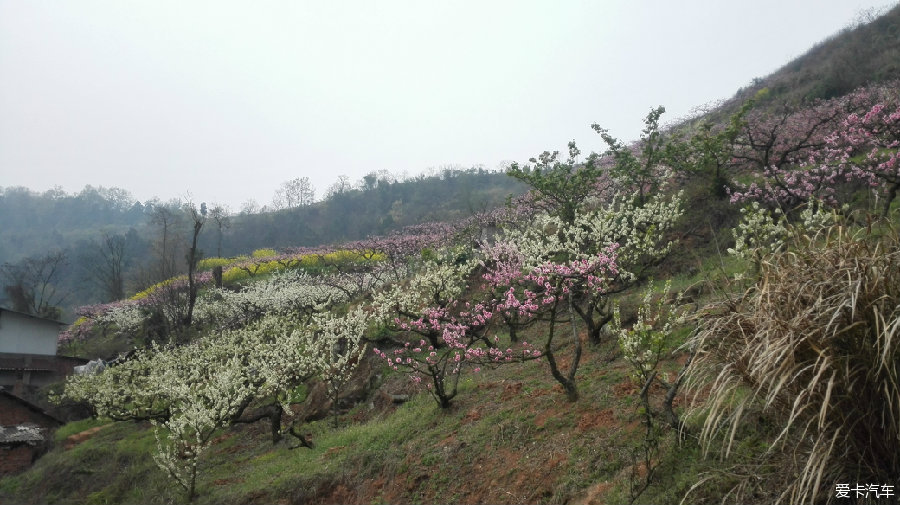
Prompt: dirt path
<box><xmin>63</xmin><ymin>424</ymin><xmax>112</xmax><ymax>450</ymax></box>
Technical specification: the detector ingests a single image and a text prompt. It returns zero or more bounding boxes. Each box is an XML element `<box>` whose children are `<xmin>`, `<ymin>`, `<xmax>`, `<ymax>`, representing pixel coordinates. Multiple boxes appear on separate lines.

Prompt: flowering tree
<box><xmin>307</xmin><ymin>308</ymin><xmax>369</xmax><ymax>425</ymax></box>
<box><xmin>61</xmin><ymin>303</ymin><xmax>369</xmax><ymax>501</ymax></box>
<box><xmin>725</xmin><ymin>86</ymin><xmax>886</xmax><ymax>211</ymax></box>
<box><xmin>193</xmin><ymin>269</ymin><xmax>352</xmax><ymax>330</ymax></box>
<box><xmin>483</xmin><ymin>217</ymin><xmax>621</xmax><ymax>401</ymax></box>
<box><xmin>495</xmin><ymin>128</ymin><xmax>685</xmax><ymax>400</ymax></box>
<box><xmin>506</xmin><ymin>133</ymin><xmax>684</xmax><ymax>341</ymax></box>
<box><xmin>593</xmin><ymin>106</ymin><xmax>669</xmax><ymax>205</ymax></box>
<box><xmin>611</xmin><ymin>280</ymin><xmax>690</xmax><ymax>500</ymax></box>
<box><xmin>372</xmin><ymin>253</ymin><xmax>530</xmax><ymax>408</ymax></box>
<box><xmin>824</xmin><ymin>102</ymin><xmax>900</xmax><ymax>216</ymax></box>
<box><xmin>728</xmin><ymin>198</ymin><xmax>845</xmax><ymax>277</ymax></box>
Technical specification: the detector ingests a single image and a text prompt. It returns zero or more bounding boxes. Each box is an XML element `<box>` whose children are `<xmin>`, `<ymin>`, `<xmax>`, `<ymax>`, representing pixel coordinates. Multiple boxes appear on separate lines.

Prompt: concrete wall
<box><xmin>0</xmin><ymin>310</ymin><xmax>60</xmax><ymax>356</ymax></box>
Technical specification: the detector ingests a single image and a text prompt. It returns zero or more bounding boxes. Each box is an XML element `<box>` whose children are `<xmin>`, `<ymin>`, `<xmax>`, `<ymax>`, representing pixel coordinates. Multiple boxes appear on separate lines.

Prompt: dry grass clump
<box><xmin>686</xmin><ymin>224</ymin><xmax>900</xmax><ymax>504</ymax></box>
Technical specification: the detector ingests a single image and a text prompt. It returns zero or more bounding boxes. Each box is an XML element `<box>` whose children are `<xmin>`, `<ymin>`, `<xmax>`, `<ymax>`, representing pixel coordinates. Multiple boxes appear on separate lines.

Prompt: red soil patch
<box><xmin>576</xmin><ymin>409</ymin><xmax>616</xmax><ymax>433</ymax></box>
<box><xmin>573</xmin><ymin>481</ymin><xmax>614</xmax><ymax>505</ymax></box>
<box><xmin>613</xmin><ymin>377</ymin><xmax>668</xmax><ymax>398</ymax></box>
<box><xmin>63</xmin><ymin>424</ymin><xmax>112</xmax><ymax>450</ymax></box>
<box><xmin>613</xmin><ymin>379</ymin><xmax>639</xmax><ymax>398</ymax></box>
<box><xmin>500</xmin><ymin>381</ymin><xmax>523</xmax><ymax>400</ymax></box>
<box><xmin>213</xmin><ymin>477</ymin><xmax>245</xmax><ymax>486</ymax></box>
<box><xmin>534</xmin><ymin>409</ymin><xmax>555</xmax><ymax>429</ymax></box>
<box><xmin>476</xmin><ymin>381</ymin><xmax>500</xmax><ymax>391</ymax></box>
<box><xmin>463</xmin><ymin>406</ymin><xmax>482</xmax><ymax>424</ymax></box>
<box><xmin>534</xmin><ymin>401</ymin><xmax>575</xmax><ymax>429</ymax></box>
<box><xmin>313</xmin><ymin>483</ymin><xmax>355</xmax><ymax>505</ymax></box>
<box><xmin>526</xmin><ymin>386</ymin><xmax>553</xmax><ymax>399</ymax></box>
<box><xmin>437</xmin><ymin>432</ymin><xmax>457</xmax><ymax>447</ymax></box>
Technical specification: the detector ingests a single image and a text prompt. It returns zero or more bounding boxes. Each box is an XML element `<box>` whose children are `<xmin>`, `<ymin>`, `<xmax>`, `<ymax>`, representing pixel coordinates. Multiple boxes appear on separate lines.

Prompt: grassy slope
<box><xmin>0</xmin><ymin>241</ymin><xmax>746</xmax><ymax>505</ymax></box>
<box><xmin>8</xmin><ymin>196</ymin><xmax>891</xmax><ymax>505</ymax></box>
<box><xmin>0</xmin><ymin>356</ymin><xmax>683</xmax><ymax>504</ymax></box>
<box><xmin>0</xmin><ymin>161</ymin><xmax>758</xmax><ymax>505</ymax></box>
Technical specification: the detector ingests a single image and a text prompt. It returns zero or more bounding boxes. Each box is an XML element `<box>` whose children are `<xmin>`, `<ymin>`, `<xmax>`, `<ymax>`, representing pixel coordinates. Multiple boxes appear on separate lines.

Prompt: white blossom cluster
<box><xmin>799</xmin><ymin>199</ymin><xmax>846</xmax><ymax>232</ymax></box>
<box><xmin>727</xmin><ymin>202</ymin><xmax>788</xmax><ymax>260</ymax></box>
<box><xmin>97</xmin><ymin>303</ymin><xmax>146</xmax><ymax>337</ymax></box>
<box><xmin>372</xmin><ymin>254</ymin><xmax>478</xmax><ymax>320</ymax></box>
<box><xmin>494</xmin><ymin>190</ymin><xmax>683</xmax><ymax>279</ymax></box>
<box><xmin>150</xmin><ymin>344</ymin><xmax>260</xmax><ymax>497</ymax></box>
<box><xmin>193</xmin><ymin>270</ymin><xmax>351</xmax><ymax>328</ymax></box>
<box><xmin>63</xmin><ymin>305</ymin><xmax>370</xmax><ymax>498</ymax></box>
<box><xmin>572</xmin><ymin>190</ymin><xmax>684</xmax><ymax>277</ymax></box>
<box><xmin>612</xmin><ymin>280</ymin><xmax>683</xmax><ymax>382</ymax></box>
<box><xmin>307</xmin><ymin>308</ymin><xmax>370</xmax><ymax>398</ymax></box>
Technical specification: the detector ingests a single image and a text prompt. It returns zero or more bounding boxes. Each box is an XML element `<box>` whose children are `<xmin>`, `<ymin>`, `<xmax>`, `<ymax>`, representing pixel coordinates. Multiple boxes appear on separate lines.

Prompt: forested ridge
<box><xmin>0</xmin><ymin>168</ymin><xmax>526</xmax><ymax>320</ymax></box>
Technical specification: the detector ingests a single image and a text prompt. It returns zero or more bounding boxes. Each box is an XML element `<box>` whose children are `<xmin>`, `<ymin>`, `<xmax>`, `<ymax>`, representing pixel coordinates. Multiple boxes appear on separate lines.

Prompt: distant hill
<box><xmin>226</xmin><ymin>168</ymin><xmax>526</xmax><ymax>253</ymax></box>
<box><xmin>692</xmin><ymin>4</ymin><xmax>900</xmax><ymax>125</ymax></box>
<box><xmin>0</xmin><ymin>169</ymin><xmax>526</xmax><ymax>318</ymax></box>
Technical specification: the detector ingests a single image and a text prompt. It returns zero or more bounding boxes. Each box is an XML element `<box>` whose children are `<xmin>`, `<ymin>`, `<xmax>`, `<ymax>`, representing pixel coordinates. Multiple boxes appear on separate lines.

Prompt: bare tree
<box><xmin>208</xmin><ymin>204</ymin><xmax>231</xmax><ymax>257</ymax></box>
<box><xmin>272</xmin><ymin>177</ymin><xmax>315</xmax><ymax>209</ymax></box>
<box><xmin>149</xmin><ymin>204</ymin><xmax>184</xmax><ymax>283</ymax></box>
<box><xmin>324</xmin><ymin>175</ymin><xmax>352</xmax><ymax>199</ymax></box>
<box><xmin>82</xmin><ymin>232</ymin><xmax>129</xmax><ymax>302</ymax></box>
<box><xmin>239</xmin><ymin>199</ymin><xmax>260</xmax><ymax>215</ymax></box>
<box><xmin>182</xmin><ymin>201</ymin><xmax>207</xmax><ymax>329</ymax></box>
<box><xmin>1</xmin><ymin>250</ymin><xmax>68</xmax><ymax>319</ymax></box>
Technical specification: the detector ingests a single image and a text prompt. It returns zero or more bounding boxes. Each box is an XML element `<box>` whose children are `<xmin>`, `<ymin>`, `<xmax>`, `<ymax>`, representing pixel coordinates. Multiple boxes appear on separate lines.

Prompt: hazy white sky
<box><xmin>0</xmin><ymin>1</ymin><xmax>894</xmax><ymax>211</ymax></box>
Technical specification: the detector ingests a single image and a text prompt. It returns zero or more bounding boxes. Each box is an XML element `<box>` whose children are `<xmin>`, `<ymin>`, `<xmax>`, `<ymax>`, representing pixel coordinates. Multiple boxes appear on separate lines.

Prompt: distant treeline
<box><xmin>0</xmin><ymin>168</ymin><xmax>527</xmax><ymax>319</ymax></box>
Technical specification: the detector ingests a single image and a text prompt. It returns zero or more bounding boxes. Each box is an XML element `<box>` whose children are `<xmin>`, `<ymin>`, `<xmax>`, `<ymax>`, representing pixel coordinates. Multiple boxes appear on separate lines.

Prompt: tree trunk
<box><xmin>184</xmin><ymin>219</ymin><xmax>203</xmax><ymax>328</ymax></box>
<box><xmin>233</xmin><ymin>402</ymin><xmax>284</xmax><ymax>445</ymax></box>
<box><xmin>187</xmin><ymin>464</ymin><xmax>197</xmax><ymax>503</ymax></box>
<box><xmin>543</xmin><ymin>304</ymin><xmax>580</xmax><ymax>402</ymax></box>
<box><xmin>213</xmin><ymin>266</ymin><xmax>223</xmax><ymax>288</ymax></box>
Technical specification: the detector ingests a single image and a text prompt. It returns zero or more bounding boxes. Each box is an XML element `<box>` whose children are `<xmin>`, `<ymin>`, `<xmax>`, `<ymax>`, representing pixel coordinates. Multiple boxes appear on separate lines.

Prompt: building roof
<box><xmin>0</xmin><ymin>424</ymin><xmax>44</xmax><ymax>444</ymax></box>
<box><xmin>0</xmin><ymin>307</ymin><xmax>68</xmax><ymax>327</ymax></box>
<box><xmin>0</xmin><ymin>389</ymin><xmax>63</xmax><ymax>425</ymax></box>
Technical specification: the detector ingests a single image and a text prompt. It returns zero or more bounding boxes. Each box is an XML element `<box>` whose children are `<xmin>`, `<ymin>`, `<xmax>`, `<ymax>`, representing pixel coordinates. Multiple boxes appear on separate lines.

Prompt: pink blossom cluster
<box><xmin>525</xmin><ymin>246</ymin><xmax>620</xmax><ymax>292</ymax></box>
<box><xmin>830</xmin><ymin>104</ymin><xmax>900</xmax><ymax>184</ymax></box>
<box><xmin>729</xmin><ymin>95</ymin><xmax>900</xmax><ymax>210</ymax></box>
<box><xmin>59</xmin><ymin>271</ymin><xmax>214</xmax><ymax>343</ymax></box>
<box><xmin>483</xmin><ymin>242</ymin><xmax>620</xmax><ymax>319</ymax></box>
<box><xmin>727</xmin><ymin>164</ymin><xmax>848</xmax><ymax>207</ymax></box>
<box><xmin>377</xmin><ymin>239</ymin><xmax>620</xmax><ymax>397</ymax></box>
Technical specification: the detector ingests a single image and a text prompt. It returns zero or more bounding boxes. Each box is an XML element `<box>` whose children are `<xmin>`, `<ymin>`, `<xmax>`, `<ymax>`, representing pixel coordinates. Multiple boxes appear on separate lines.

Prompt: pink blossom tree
<box><xmin>825</xmin><ymin>102</ymin><xmax>900</xmax><ymax>216</ymax></box>
<box><xmin>372</xmin><ymin>254</ymin><xmax>540</xmax><ymax>408</ymax></box>
<box><xmin>726</xmin><ymin>86</ymin><xmax>884</xmax><ymax>211</ymax></box>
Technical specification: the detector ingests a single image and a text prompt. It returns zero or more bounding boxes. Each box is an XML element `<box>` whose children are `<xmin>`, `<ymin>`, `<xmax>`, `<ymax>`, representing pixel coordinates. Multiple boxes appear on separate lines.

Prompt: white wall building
<box><xmin>0</xmin><ymin>308</ymin><xmax>83</xmax><ymax>391</ymax></box>
<box><xmin>0</xmin><ymin>308</ymin><xmax>62</xmax><ymax>356</ymax></box>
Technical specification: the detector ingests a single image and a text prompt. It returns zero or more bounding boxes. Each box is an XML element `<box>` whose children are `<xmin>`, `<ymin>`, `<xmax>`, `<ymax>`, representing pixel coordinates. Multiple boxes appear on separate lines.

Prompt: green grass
<box><xmin>53</xmin><ymin>418</ymin><xmax>109</xmax><ymax>443</ymax></box>
<box><xmin>18</xmin><ymin>210</ymin><xmax>892</xmax><ymax>505</ymax></box>
<box><xmin>2</xmin><ymin>328</ymin><xmax>751</xmax><ymax>505</ymax></box>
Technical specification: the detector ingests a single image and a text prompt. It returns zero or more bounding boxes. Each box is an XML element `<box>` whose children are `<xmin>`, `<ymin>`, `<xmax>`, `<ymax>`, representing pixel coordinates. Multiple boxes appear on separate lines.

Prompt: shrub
<box><xmin>251</xmin><ymin>248</ymin><xmax>278</xmax><ymax>259</ymax></box>
<box><xmin>686</xmin><ymin>222</ymin><xmax>900</xmax><ymax>504</ymax></box>
<box><xmin>197</xmin><ymin>257</ymin><xmax>233</xmax><ymax>271</ymax></box>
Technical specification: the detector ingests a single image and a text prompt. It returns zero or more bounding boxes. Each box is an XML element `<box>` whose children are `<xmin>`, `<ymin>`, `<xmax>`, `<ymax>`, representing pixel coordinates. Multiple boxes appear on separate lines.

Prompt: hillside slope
<box><xmin>3</xmin><ymin>6</ymin><xmax>900</xmax><ymax>505</ymax></box>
